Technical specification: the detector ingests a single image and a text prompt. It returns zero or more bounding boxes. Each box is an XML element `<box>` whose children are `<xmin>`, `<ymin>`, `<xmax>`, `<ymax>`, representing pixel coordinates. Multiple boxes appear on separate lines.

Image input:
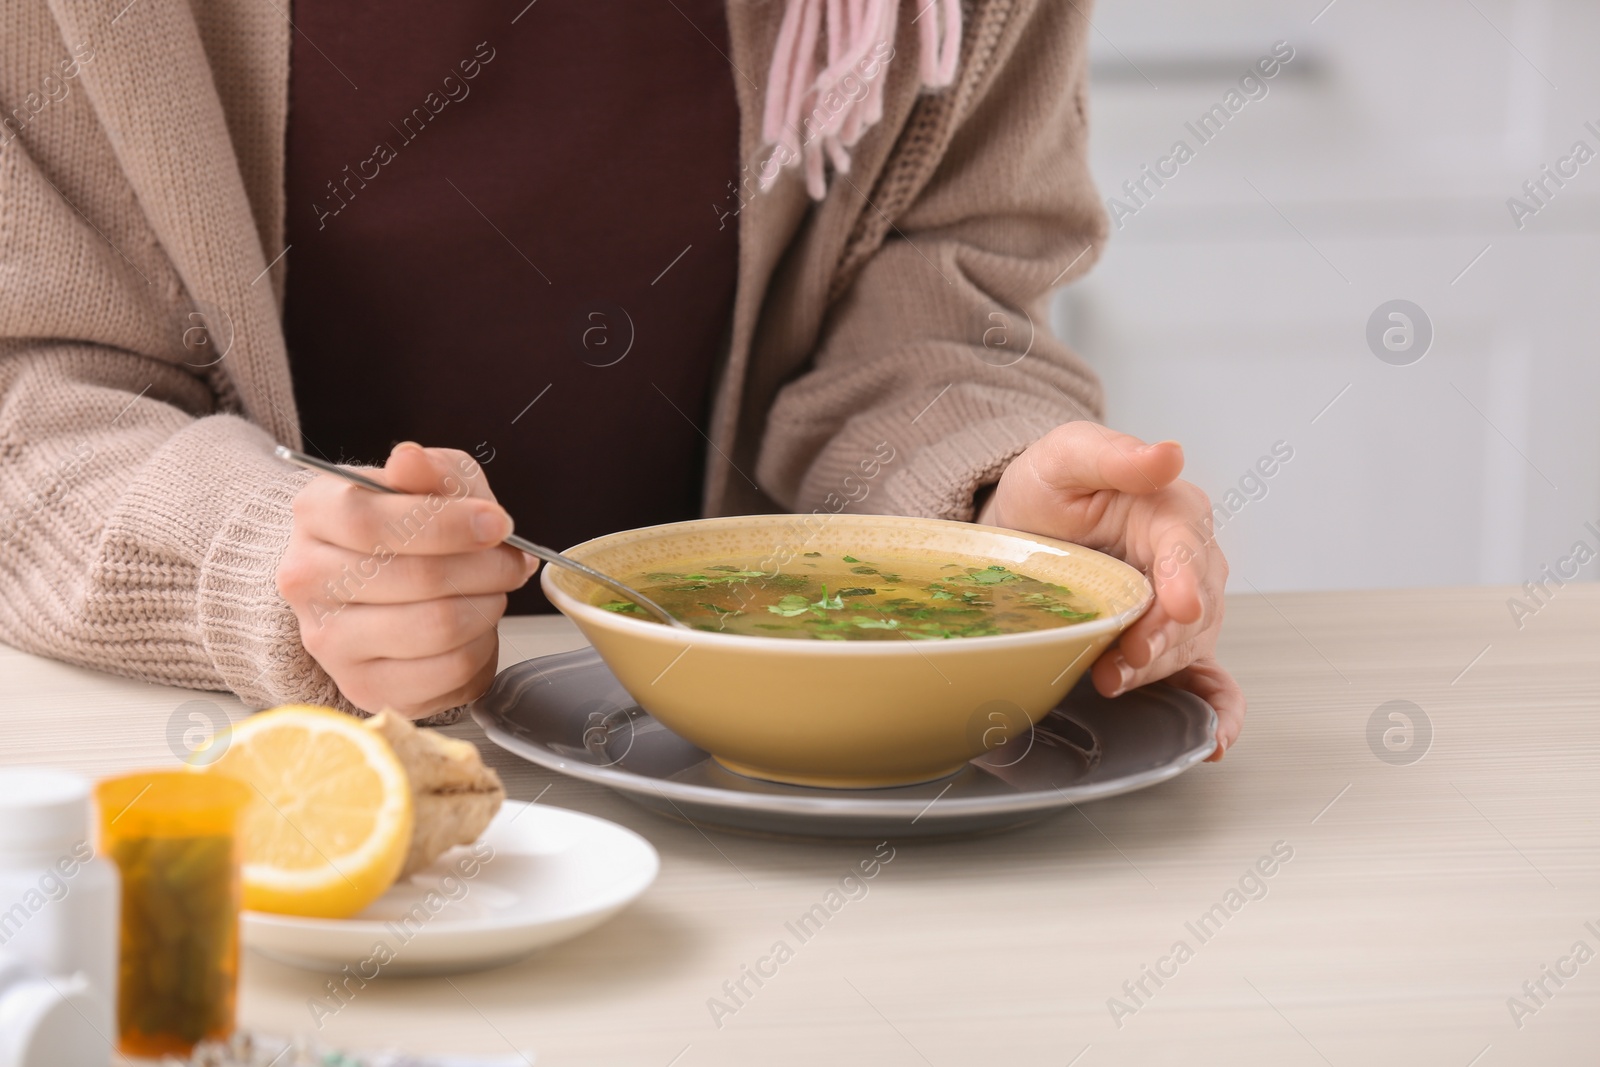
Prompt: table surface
<box><xmin>3</xmin><ymin>586</ymin><xmax>1597</xmax><ymax>1066</ymax></box>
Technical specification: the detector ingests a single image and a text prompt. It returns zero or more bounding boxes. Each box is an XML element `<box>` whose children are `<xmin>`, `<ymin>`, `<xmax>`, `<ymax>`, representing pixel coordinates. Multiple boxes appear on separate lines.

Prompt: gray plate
<box><xmin>471</xmin><ymin>648</ymin><xmax>1217</xmax><ymax>839</ymax></box>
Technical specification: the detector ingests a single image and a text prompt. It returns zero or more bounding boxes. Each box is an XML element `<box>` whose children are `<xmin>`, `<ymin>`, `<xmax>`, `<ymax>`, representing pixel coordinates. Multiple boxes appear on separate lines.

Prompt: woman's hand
<box><xmin>977</xmin><ymin>422</ymin><xmax>1245</xmax><ymax>760</ymax></box>
<box><xmin>276</xmin><ymin>442</ymin><xmax>538</xmax><ymax>719</ymax></box>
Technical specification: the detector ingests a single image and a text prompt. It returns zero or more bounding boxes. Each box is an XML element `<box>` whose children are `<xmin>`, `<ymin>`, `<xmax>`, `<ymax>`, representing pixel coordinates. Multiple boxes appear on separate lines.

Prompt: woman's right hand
<box><xmin>275</xmin><ymin>442</ymin><xmax>538</xmax><ymax>718</ymax></box>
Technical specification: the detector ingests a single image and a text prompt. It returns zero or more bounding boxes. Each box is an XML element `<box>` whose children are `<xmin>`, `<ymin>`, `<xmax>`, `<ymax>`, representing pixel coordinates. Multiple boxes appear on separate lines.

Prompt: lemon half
<box><xmin>211</xmin><ymin>705</ymin><xmax>413</xmax><ymax>918</ymax></box>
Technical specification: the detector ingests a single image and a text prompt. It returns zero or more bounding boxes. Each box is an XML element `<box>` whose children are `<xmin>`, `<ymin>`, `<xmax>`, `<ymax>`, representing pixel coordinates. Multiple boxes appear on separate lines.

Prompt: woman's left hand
<box><xmin>976</xmin><ymin>422</ymin><xmax>1245</xmax><ymax>761</ymax></box>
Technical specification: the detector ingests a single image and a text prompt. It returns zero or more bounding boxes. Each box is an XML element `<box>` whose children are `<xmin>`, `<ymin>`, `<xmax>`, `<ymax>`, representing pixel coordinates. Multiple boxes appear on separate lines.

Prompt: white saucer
<box><xmin>242</xmin><ymin>801</ymin><xmax>658</xmax><ymax>975</ymax></box>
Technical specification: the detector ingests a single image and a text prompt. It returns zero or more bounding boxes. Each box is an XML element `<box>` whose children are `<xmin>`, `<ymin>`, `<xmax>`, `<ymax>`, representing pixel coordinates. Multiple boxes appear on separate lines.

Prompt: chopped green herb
<box><xmin>768</xmin><ymin>594</ymin><xmax>812</xmax><ymax>617</ymax></box>
<box><xmin>966</xmin><ymin>565</ymin><xmax>1021</xmax><ymax>585</ymax></box>
<box><xmin>605</xmin><ymin>553</ymin><xmax>1102</xmax><ymax>640</ymax></box>
<box><xmin>811</xmin><ymin>586</ymin><xmax>845</xmax><ymax>611</ymax></box>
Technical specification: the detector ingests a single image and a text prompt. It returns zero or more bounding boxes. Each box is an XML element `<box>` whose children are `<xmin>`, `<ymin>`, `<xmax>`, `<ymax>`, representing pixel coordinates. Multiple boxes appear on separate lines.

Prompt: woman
<box><xmin>0</xmin><ymin>0</ymin><xmax>1243</xmax><ymax>756</ymax></box>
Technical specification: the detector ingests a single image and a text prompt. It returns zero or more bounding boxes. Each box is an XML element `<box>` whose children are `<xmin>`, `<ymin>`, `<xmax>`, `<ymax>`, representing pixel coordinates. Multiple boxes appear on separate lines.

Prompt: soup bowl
<box><xmin>541</xmin><ymin>514</ymin><xmax>1153</xmax><ymax>789</ymax></box>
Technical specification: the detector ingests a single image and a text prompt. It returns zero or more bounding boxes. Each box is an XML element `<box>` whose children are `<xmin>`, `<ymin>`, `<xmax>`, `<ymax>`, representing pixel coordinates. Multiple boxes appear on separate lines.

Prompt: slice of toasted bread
<box><xmin>366</xmin><ymin>710</ymin><xmax>505</xmax><ymax>878</ymax></box>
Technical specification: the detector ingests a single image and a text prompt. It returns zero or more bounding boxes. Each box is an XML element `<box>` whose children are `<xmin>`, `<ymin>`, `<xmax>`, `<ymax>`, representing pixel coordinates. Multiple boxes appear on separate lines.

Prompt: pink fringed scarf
<box><xmin>760</xmin><ymin>0</ymin><xmax>962</xmax><ymax>199</ymax></box>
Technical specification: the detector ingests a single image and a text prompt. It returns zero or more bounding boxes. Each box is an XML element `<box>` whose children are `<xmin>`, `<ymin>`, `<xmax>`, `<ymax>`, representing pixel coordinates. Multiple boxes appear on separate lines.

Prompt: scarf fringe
<box><xmin>761</xmin><ymin>0</ymin><xmax>961</xmax><ymax>199</ymax></box>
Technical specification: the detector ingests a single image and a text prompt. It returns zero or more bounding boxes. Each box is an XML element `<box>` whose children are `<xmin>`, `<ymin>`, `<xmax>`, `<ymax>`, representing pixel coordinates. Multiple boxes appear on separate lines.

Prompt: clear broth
<box><xmin>593</xmin><ymin>552</ymin><xmax>1102</xmax><ymax>640</ymax></box>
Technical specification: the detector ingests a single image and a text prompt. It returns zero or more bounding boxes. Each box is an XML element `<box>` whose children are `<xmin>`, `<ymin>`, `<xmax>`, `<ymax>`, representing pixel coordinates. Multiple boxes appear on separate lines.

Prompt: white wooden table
<box><xmin>3</xmin><ymin>587</ymin><xmax>1597</xmax><ymax>1065</ymax></box>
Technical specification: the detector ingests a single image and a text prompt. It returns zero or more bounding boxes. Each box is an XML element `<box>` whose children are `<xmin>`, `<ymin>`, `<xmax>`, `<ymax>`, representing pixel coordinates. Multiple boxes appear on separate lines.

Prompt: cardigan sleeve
<box><xmin>754</xmin><ymin>0</ymin><xmax>1109</xmax><ymax>521</ymax></box>
<box><xmin>0</xmin><ymin>50</ymin><xmax>343</xmax><ymax>709</ymax></box>
<box><xmin>0</xmin><ymin>344</ymin><xmax>344</xmax><ymax>708</ymax></box>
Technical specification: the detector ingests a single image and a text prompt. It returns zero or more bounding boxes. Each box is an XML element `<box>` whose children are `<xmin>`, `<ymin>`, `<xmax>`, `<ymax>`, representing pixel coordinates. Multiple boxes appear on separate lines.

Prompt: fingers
<box><xmin>1091</xmin><ymin>609</ymin><xmax>1207</xmax><ymax>699</ymax></box>
<box><xmin>985</xmin><ymin>421</ymin><xmax>1238</xmax><ymax>758</ymax></box>
<box><xmin>1138</xmin><ymin>486</ymin><xmax>1220</xmax><ymax>626</ymax></box>
<box><xmin>293</xmin><ymin>470</ymin><xmax>512</xmax><ymax>555</ymax></box>
<box><xmin>1093</xmin><ymin>479</ymin><xmax>1225</xmax><ymax>693</ymax></box>
<box><xmin>986</xmin><ymin>424</ymin><xmax>1189</xmax><ymax>540</ymax></box>
<box><xmin>339</xmin><ymin>630</ymin><xmax>502</xmax><ymax>718</ymax></box>
<box><xmin>1113</xmin><ymin>524</ymin><xmax>1225</xmax><ymax>673</ymax></box>
<box><xmin>1166</xmin><ymin>657</ymin><xmax>1247</xmax><ymax>761</ymax></box>
<box><xmin>304</xmin><ymin>594</ymin><xmax>507</xmax><ymax>662</ymax></box>
<box><xmin>1091</xmin><ymin>576</ymin><xmax>1223</xmax><ymax>696</ymax></box>
<box><xmin>281</xmin><ymin>541</ymin><xmax>536</xmax><ymax>606</ymax></box>
<box><xmin>1028</xmin><ymin>423</ymin><xmax>1186</xmax><ymax>498</ymax></box>
<box><xmin>384</xmin><ymin>442</ymin><xmax>498</xmax><ymax>502</ymax></box>
<box><xmin>279</xmin><ymin>442</ymin><xmax>518</xmax><ymax>718</ymax></box>
<box><xmin>1090</xmin><ymin>650</ymin><xmax>1246</xmax><ymax>762</ymax></box>
<box><xmin>1090</xmin><ymin>518</ymin><xmax>1225</xmax><ymax>697</ymax></box>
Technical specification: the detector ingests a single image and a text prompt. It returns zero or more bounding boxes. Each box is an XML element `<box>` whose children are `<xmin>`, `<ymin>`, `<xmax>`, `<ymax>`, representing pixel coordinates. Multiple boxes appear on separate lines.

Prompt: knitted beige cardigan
<box><xmin>0</xmin><ymin>0</ymin><xmax>1106</xmax><ymax>709</ymax></box>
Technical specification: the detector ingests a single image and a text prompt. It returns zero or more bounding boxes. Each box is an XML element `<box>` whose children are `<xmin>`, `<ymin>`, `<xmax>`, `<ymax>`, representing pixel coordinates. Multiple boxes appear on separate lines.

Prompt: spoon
<box><xmin>273</xmin><ymin>446</ymin><xmax>686</xmax><ymax>629</ymax></box>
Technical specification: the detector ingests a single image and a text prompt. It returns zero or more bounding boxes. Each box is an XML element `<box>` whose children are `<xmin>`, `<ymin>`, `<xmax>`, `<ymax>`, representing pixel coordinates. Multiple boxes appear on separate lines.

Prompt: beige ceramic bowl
<box><xmin>541</xmin><ymin>514</ymin><xmax>1153</xmax><ymax>789</ymax></box>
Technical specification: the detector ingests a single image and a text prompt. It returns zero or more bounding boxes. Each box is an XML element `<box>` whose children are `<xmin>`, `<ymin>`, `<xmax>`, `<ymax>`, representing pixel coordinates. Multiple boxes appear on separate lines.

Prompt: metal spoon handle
<box><xmin>273</xmin><ymin>446</ymin><xmax>684</xmax><ymax>628</ymax></box>
<box><xmin>501</xmin><ymin>531</ymin><xmax>682</xmax><ymax>625</ymax></box>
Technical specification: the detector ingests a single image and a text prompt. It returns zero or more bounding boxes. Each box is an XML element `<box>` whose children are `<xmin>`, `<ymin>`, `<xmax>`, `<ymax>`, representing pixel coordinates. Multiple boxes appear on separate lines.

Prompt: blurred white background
<box><xmin>1053</xmin><ymin>0</ymin><xmax>1600</xmax><ymax>592</ymax></box>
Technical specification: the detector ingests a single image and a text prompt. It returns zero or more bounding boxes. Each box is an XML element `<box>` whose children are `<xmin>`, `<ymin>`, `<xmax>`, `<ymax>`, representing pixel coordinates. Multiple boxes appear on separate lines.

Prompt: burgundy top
<box><xmin>284</xmin><ymin>0</ymin><xmax>740</xmax><ymax>612</ymax></box>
